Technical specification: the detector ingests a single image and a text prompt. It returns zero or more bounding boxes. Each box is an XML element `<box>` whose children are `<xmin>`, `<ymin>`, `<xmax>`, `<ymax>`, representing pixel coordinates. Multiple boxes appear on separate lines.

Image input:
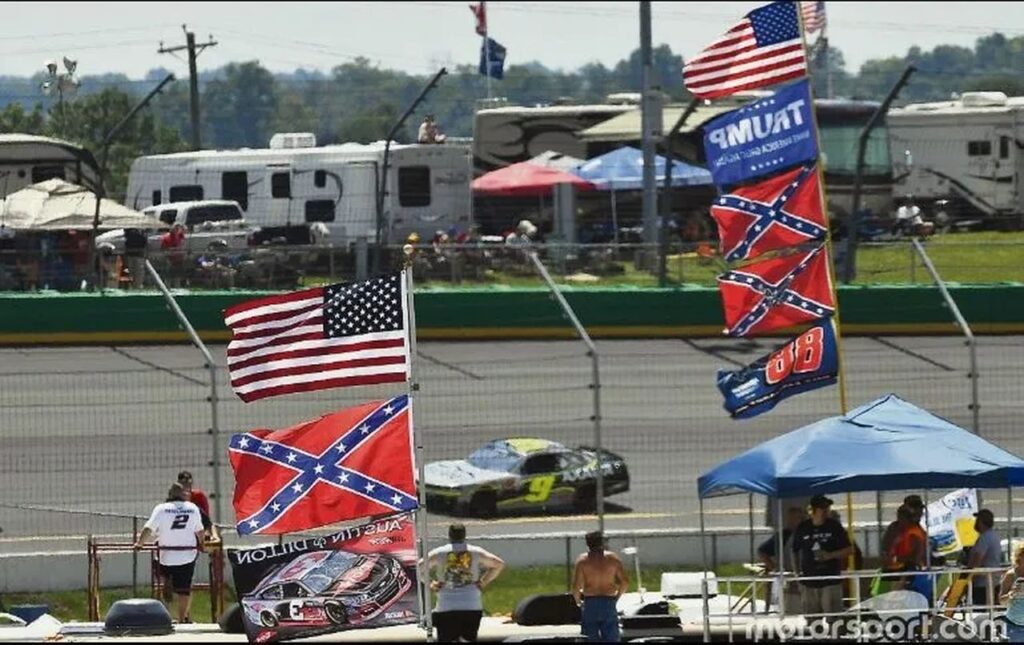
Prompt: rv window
<box><xmin>305</xmin><ymin>200</ymin><xmax>335</xmax><ymax>222</ymax></box>
<box><xmin>314</xmin><ymin>170</ymin><xmax>327</xmax><ymax>188</ymax></box>
<box><xmin>398</xmin><ymin>166</ymin><xmax>431</xmax><ymax>207</ymax></box>
<box><xmin>169</xmin><ymin>185</ymin><xmax>204</xmax><ymax>202</ymax></box>
<box><xmin>1001</xmin><ymin>136</ymin><xmax>1011</xmax><ymax>159</ymax></box>
<box><xmin>186</xmin><ymin>204</ymin><xmax>244</xmax><ymax>227</ymax></box>
<box><xmin>271</xmin><ymin>172</ymin><xmax>291</xmax><ymax>198</ymax></box>
<box><xmin>159</xmin><ymin>210</ymin><xmax>178</xmax><ymax>226</ymax></box>
<box><xmin>152</xmin><ymin>190</ymin><xmax>161</xmax><ymax>206</ymax></box>
<box><xmin>221</xmin><ymin>172</ymin><xmax>249</xmax><ymax>210</ymax></box>
<box><xmin>31</xmin><ymin>165</ymin><xmax>65</xmax><ymax>183</ymax></box>
<box><xmin>968</xmin><ymin>140</ymin><xmax>992</xmax><ymax>157</ymax></box>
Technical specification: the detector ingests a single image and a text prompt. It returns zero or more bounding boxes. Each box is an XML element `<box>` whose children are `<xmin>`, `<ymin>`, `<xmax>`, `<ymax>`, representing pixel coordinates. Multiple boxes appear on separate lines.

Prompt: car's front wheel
<box><xmin>260</xmin><ymin>611</ymin><xmax>278</xmax><ymax>628</ymax></box>
<box><xmin>324</xmin><ymin>601</ymin><xmax>348</xmax><ymax>625</ymax></box>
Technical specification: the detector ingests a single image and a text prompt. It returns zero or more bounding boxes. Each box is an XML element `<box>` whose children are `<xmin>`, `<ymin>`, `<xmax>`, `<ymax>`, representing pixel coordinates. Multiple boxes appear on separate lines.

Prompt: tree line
<box><xmin>2</xmin><ymin>33</ymin><xmax>1024</xmax><ymax>199</ymax></box>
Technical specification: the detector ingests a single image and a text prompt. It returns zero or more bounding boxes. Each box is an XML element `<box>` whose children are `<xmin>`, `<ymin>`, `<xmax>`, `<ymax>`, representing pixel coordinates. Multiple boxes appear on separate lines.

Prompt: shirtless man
<box><xmin>571</xmin><ymin>530</ymin><xmax>629</xmax><ymax>642</ymax></box>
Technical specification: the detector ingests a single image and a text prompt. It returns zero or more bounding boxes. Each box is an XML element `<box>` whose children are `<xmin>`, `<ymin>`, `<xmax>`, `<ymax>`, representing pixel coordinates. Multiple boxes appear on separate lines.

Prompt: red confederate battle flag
<box><xmin>228</xmin><ymin>395</ymin><xmax>418</xmax><ymax>535</ymax></box>
<box><xmin>718</xmin><ymin>244</ymin><xmax>835</xmax><ymax>337</ymax></box>
<box><xmin>710</xmin><ymin>164</ymin><xmax>827</xmax><ymax>263</ymax></box>
<box><xmin>469</xmin><ymin>2</ymin><xmax>487</xmax><ymax>36</ymax></box>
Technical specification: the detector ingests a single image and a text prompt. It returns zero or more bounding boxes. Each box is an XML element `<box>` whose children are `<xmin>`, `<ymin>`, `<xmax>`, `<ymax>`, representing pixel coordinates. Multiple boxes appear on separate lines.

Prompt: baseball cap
<box><xmin>904</xmin><ymin>494</ymin><xmax>924</xmax><ymax>509</ymax></box>
<box><xmin>809</xmin><ymin>494</ymin><xmax>834</xmax><ymax>509</ymax></box>
<box><xmin>975</xmin><ymin>509</ymin><xmax>995</xmax><ymax>526</ymax></box>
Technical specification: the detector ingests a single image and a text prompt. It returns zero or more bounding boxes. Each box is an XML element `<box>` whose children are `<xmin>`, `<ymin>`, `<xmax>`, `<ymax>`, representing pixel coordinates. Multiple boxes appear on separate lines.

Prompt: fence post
<box><xmin>526</xmin><ymin>249</ymin><xmax>604</xmax><ymax>532</ymax></box>
<box><xmin>132</xmin><ymin>516</ymin><xmax>139</xmax><ymax>597</ymax></box>
<box><xmin>145</xmin><ymin>260</ymin><xmax>223</xmax><ymax>521</ymax></box>
<box><xmin>565</xmin><ymin>537</ymin><xmax>572</xmax><ymax>592</ymax></box>
<box><xmin>911</xmin><ymin>239</ymin><xmax>980</xmax><ymax>436</ymax></box>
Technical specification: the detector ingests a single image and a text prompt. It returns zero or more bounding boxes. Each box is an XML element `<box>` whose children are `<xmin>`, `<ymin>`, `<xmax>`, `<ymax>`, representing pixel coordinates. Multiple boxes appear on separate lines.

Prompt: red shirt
<box><xmin>188</xmin><ymin>488</ymin><xmax>211</xmax><ymax>519</ymax></box>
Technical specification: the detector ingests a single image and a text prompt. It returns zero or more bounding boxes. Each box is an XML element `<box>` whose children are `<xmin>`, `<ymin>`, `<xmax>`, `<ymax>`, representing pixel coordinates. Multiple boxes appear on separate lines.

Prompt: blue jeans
<box><xmin>581</xmin><ymin>596</ymin><xmax>619</xmax><ymax>642</ymax></box>
<box><xmin>1007</xmin><ymin>621</ymin><xmax>1024</xmax><ymax>643</ymax></box>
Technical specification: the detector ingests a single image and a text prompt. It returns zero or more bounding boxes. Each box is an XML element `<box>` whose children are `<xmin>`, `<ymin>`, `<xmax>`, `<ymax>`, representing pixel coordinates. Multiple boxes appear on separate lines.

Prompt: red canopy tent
<box><xmin>472</xmin><ymin>161</ymin><xmax>596</xmax><ymax>197</ymax></box>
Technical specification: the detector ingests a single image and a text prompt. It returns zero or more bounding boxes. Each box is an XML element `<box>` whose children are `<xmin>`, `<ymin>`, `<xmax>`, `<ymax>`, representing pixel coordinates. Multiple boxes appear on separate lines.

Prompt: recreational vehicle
<box><xmin>888</xmin><ymin>91</ymin><xmax>1024</xmax><ymax>220</ymax></box>
<box><xmin>472</xmin><ymin>102</ymin><xmax>635</xmax><ymax>174</ymax></box>
<box><xmin>125</xmin><ymin>135</ymin><xmax>473</xmax><ymax>245</ymax></box>
<box><xmin>0</xmin><ymin>134</ymin><xmax>100</xmax><ymax>198</ymax></box>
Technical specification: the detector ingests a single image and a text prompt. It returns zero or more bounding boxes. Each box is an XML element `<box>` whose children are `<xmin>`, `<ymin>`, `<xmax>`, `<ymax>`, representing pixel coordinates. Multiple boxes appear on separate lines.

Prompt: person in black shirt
<box><xmin>791</xmin><ymin>495</ymin><xmax>852</xmax><ymax>622</ymax></box>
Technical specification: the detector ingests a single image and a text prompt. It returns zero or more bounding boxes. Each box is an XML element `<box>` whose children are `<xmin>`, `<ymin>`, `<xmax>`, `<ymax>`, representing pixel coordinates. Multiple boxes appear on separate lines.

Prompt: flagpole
<box><xmin>403</xmin><ymin>249</ymin><xmax>432</xmax><ymax>640</ymax></box>
<box><xmin>797</xmin><ymin>0</ymin><xmax>856</xmax><ymax>569</ymax></box>
<box><xmin>483</xmin><ymin>1</ymin><xmax>492</xmax><ymax>100</ymax></box>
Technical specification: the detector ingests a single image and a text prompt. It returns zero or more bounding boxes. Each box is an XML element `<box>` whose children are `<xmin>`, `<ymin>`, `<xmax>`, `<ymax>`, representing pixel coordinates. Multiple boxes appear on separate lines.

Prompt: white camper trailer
<box><xmin>888</xmin><ymin>92</ymin><xmax>1024</xmax><ymax>219</ymax></box>
<box><xmin>0</xmin><ymin>134</ymin><xmax>100</xmax><ymax>199</ymax></box>
<box><xmin>125</xmin><ymin>135</ymin><xmax>473</xmax><ymax>245</ymax></box>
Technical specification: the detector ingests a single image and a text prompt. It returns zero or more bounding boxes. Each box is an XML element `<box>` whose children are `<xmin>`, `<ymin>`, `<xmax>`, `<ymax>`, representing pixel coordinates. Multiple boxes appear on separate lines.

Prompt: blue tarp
<box><xmin>698</xmin><ymin>394</ymin><xmax>1024</xmax><ymax>499</ymax></box>
<box><xmin>571</xmin><ymin>146</ymin><xmax>713</xmax><ymax>190</ymax></box>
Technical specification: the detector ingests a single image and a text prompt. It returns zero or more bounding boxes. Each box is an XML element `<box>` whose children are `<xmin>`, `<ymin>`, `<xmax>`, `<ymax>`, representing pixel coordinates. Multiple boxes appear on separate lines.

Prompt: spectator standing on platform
<box><xmin>426</xmin><ymin>523</ymin><xmax>505</xmax><ymax>642</ymax></box>
<box><xmin>791</xmin><ymin>495</ymin><xmax>852</xmax><ymax>623</ymax></box>
<box><xmin>572</xmin><ymin>530</ymin><xmax>629</xmax><ymax>642</ymax></box>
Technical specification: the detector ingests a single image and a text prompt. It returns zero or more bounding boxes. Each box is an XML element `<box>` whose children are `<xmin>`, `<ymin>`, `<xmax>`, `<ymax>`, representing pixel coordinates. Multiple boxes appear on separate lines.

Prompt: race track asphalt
<box><xmin>2</xmin><ymin>336</ymin><xmax>1022</xmax><ymax>550</ymax></box>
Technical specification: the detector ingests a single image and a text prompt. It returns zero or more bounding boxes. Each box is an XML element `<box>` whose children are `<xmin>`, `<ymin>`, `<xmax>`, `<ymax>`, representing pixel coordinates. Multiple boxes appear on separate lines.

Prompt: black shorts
<box><xmin>433</xmin><ymin>610</ymin><xmax>483</xmax><ymax>642</ymax></box>
<box><xmin>159</xmin><ymin>560</ymin><xmax>196</xmax><ymax>595</ymax></box>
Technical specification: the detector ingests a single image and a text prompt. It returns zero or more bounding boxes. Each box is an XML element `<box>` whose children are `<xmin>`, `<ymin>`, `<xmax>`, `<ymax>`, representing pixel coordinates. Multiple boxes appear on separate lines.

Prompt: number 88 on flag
<box><xmin>716</xmin><ymin>318</ymin><xmax>838</xmax><ymax>419</ymax></box>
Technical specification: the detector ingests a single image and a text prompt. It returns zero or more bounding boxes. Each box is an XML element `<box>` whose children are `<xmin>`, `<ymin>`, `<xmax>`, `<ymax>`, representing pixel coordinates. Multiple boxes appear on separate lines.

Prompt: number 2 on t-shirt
<box><xmin>170</xmin><ymin>513</ymin><xmax>190</xmax><ymax>530</ymax></box>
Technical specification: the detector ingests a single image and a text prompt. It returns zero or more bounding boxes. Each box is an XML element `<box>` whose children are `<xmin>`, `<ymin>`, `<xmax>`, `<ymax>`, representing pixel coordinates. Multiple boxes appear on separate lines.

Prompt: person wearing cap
<box><xmin>881</xmin><ymin>495</ymin><xmax>926</xmax><ymax>561</ymax></box>
<box><xmin>791</xmin><ymin>495</ymin><xmax>852</xmax><ymax>621</ymax></box>
<box><xmin>134</xmin><ymin>483</ymin><xmax>205</xmax><ymax>623</ymax></box>
<box><xmin>967</xmin><ymin>508</ymin><xmax>1003</xmax><ymax>608</ymax></box>
<box><xmin>425</xmin><ymin>523</ymin><xmax>505</xmax><ymax>642</ymax></box>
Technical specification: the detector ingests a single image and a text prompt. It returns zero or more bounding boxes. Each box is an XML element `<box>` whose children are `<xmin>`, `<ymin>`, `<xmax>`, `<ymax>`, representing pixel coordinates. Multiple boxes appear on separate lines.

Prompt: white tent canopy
<box><xmin>0</xmin><ymin>179</ymin><xmax>165</xmax><ymax>231</ymax></box>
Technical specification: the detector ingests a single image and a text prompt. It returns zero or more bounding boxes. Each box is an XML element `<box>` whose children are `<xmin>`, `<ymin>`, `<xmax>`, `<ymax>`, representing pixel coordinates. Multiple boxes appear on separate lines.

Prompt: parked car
<box><xmin>424</xmin><ymin>437</ymin><xmax>630</xmax><ymax>517</ymax></box>
<box><xmin>242</xmin><ymin>550</ymin><xmax>411</xmax><ymax>629</ymax></box>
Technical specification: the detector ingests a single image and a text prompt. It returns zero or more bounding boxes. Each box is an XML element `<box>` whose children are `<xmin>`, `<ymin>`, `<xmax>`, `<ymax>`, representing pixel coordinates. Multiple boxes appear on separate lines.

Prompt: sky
<box><xmin>3</xmin><ymin>1</ymin><xmax>1024</xmax><ymax>81</ymax></box>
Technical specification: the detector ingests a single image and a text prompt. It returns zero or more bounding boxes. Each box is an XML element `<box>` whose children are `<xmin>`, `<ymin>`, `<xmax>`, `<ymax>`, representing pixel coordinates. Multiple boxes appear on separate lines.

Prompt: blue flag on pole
<box><xmin>716</xmin><ymin>318</ymin><xmax>838</xmax><ymax>419</ymax></box>
<box><xmin>479</xmin><ymin>37</ymin><xmax>507</xmax><ymax>79</ymax></box>
<box><xmin>702</xmin><ymin>79</ymin><xmax>818</xmax><ymax>187</ymax></box>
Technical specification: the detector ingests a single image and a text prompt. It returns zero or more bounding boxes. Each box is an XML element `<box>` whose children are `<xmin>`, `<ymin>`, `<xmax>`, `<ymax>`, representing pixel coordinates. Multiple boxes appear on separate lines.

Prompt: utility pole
<box><xmin>159</xmin><ymin>24</ymin><xmax>217</xmax><ymax>150</ymax></box>
<box><xmin>639</xmin><ymin>1</ymin><xmax>658</xmax><ymax>264</ymax></box>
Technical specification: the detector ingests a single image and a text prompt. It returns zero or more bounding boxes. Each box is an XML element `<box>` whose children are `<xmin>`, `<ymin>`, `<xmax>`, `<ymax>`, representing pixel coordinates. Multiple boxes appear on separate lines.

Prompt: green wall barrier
<box><xmin>0</xmin><ymin>283</ymin><xmax>1021</xmax><ymax>344</ymax></box>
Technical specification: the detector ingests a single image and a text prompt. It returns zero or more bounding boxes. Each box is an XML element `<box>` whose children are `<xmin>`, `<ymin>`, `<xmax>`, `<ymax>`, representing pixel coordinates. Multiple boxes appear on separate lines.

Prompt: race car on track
<box><xmin>242</xmin><ymin>550</ymin><xmax>411</xmax><ymax>629</ymax></box>
<box><xmin>424</xmin><ymin>437</ymin><xmax>630</xmax><ymax>517</ymax></box>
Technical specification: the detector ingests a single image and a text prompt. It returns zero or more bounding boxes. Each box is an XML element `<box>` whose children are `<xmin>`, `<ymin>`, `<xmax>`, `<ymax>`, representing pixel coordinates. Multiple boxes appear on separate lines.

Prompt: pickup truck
<box><xmin>95</xmin><ymin>200</ymin><xmax>255</xmax><ymax>254</ymax></box>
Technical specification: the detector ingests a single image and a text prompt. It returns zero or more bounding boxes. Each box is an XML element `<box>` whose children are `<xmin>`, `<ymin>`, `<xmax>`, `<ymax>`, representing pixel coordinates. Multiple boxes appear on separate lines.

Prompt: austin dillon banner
<box><xmin>703</xmin><ymin>79</ymin><xmax>818</xmax><ymax>187</ymax></box>
<box><xmin>227</xmin><ymin>513</ymin><xmax>418</xmax><ymax>643</ymax></box>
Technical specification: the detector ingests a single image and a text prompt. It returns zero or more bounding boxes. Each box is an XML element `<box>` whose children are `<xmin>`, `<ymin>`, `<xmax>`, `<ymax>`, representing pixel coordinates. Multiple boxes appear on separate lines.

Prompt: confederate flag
<box><xmin>711</xmin><ymin>164</ymin><xmax>827</xmax><ymax>263</ymax></box>
<box><xmin>228</xmin><ymin>395</ymin><xmax>418</xmax><ymax>535</ymax></box>
<box><xmin>718</xmin><ymin>244</ymin><xmax>835</xmax><ymax>337</ymax></box>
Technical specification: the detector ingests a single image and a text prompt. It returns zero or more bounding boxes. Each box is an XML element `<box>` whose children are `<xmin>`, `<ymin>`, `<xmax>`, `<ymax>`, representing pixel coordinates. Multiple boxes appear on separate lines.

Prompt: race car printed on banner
<box><xmin>228</xmin><ymin>513</ymin><xmax>418</xmax><ymax>644</ymax></box>
<box><xmin>424</xmin><ymin>437</ymin><xmax>630</xmax><ymax>517</ymax></box>
<box><xmin>228</xmin><ymin>395</ymin><xmax>418</xmax><ymax>536</ymax></box>
<box><xmin>716</xmin><ymin>318</ymin><xmax>838</xmax><ymax>419</ymax></box>
<box><xmin>922</xmin><ymin>488</ymin><xmax>979</xmax><ymax>557</ymax></box>
<box><xmin>702</xmin><ymin>79</ymin><xmax>817</xmax><ymax>187</ymax></box>
<box><xmin>717</xmin><ymin>244</ymin><xmax>835</xmax><ymax>337</ymax></box>
<box><xmin>710</xmin><ymin>163</ymin><xmax>827</xmax><ymax>263</ymax></box>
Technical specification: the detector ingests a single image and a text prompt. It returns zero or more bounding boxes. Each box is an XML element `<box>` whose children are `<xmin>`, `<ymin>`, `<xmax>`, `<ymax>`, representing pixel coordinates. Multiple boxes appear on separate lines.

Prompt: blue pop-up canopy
<box><xmin>572</xmin><ymin>146</ymin><xmax>712</xmax><ymax>190</ymax></box>
<box><xmin>698</xmin><ymin>394</ymin><xmax>1024</xmax><ymax>499</ymax></box>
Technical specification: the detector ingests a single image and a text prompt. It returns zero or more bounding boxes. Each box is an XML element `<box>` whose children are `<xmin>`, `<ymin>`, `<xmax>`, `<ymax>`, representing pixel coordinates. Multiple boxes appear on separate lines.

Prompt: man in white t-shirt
<box><xmin>134</xmin><ymin>483</ymin><xmax>205</xmax><ymax>623</ymax></box>
<box><xmin>425</xmin><ymin>523</ymin><xmax>505</xmax><ymax>642</ymax></box>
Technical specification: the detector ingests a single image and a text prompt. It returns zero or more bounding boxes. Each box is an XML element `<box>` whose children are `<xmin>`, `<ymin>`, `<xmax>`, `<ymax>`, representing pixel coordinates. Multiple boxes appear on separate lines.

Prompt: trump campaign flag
<box><xmin>716</xmin><ymin>318</ymin><xmax>837</xmax><ymax>419</ymax></box>
<box><xmin>683</xmin><ymin>0</ymin><xmax>808</xmax><ymax>100</ymax></box>
<box><xmin>223</xmin><ymin>273</ymin><xmax>409</xmax><ymax>403</ymax></box>
<box><xmin>718</xmin><ymin>244</ymin><xmax>834</xmax><ymax>337</ymax></box>
<box><xmin>702</xmin><ymin>79</ymin><xmax>817</xmax><ymax>187</ymax></box>
<box><xmin>711</xmin><ymin>163</ymin><xmax>826</xmax><ymax>262</ymax></box>
<box><xmin>229</xmin><ymin>395</ymin><xmax>418</xmax><ymax>535</ymax></box>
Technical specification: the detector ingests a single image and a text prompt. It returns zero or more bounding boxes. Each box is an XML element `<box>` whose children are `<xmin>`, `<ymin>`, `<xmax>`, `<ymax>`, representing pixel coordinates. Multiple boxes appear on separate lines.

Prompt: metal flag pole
<box><xmin>796</xmin><ymin>3</ymin><xmax>857</xmax><ymax>569</ymax></box>
<box><xmin>402</xmin><ymin>248</ymin><xmax>432</xmax><ymax>640</ymax></box>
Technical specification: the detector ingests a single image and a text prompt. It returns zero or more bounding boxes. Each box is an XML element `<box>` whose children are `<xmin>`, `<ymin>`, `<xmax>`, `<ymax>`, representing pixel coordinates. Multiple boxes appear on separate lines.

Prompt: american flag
<box><xmin>223</xmin><ymin>273</ymin><xmax>409</xmax><ymax>403</ymax></box>
<box><xmin>683</xmin><ymin>0</ymin><xmax>808</xmax><ymax>100</ymax></box>
<box><xmin>801</xmin><ymin>0</ymin><xmax>827</xmax><ymax>34</ymax></box>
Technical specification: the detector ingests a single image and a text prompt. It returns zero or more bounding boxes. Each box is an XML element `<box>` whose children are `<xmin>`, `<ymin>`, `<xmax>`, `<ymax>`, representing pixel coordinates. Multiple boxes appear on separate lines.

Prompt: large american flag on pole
<box><xmin>223</xmin><ymin>273</ymin><xmax>410</xmax><ymax>403</ymax></box>
<box><xmin>801</xmin><ymin>0</ymin><xmax>826</xmax><ymax>34</ymax></box>
<box><xmin>683</xmin><ymin>0</ymin><xmax>808</xmax><ymax>100</ymax></box>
